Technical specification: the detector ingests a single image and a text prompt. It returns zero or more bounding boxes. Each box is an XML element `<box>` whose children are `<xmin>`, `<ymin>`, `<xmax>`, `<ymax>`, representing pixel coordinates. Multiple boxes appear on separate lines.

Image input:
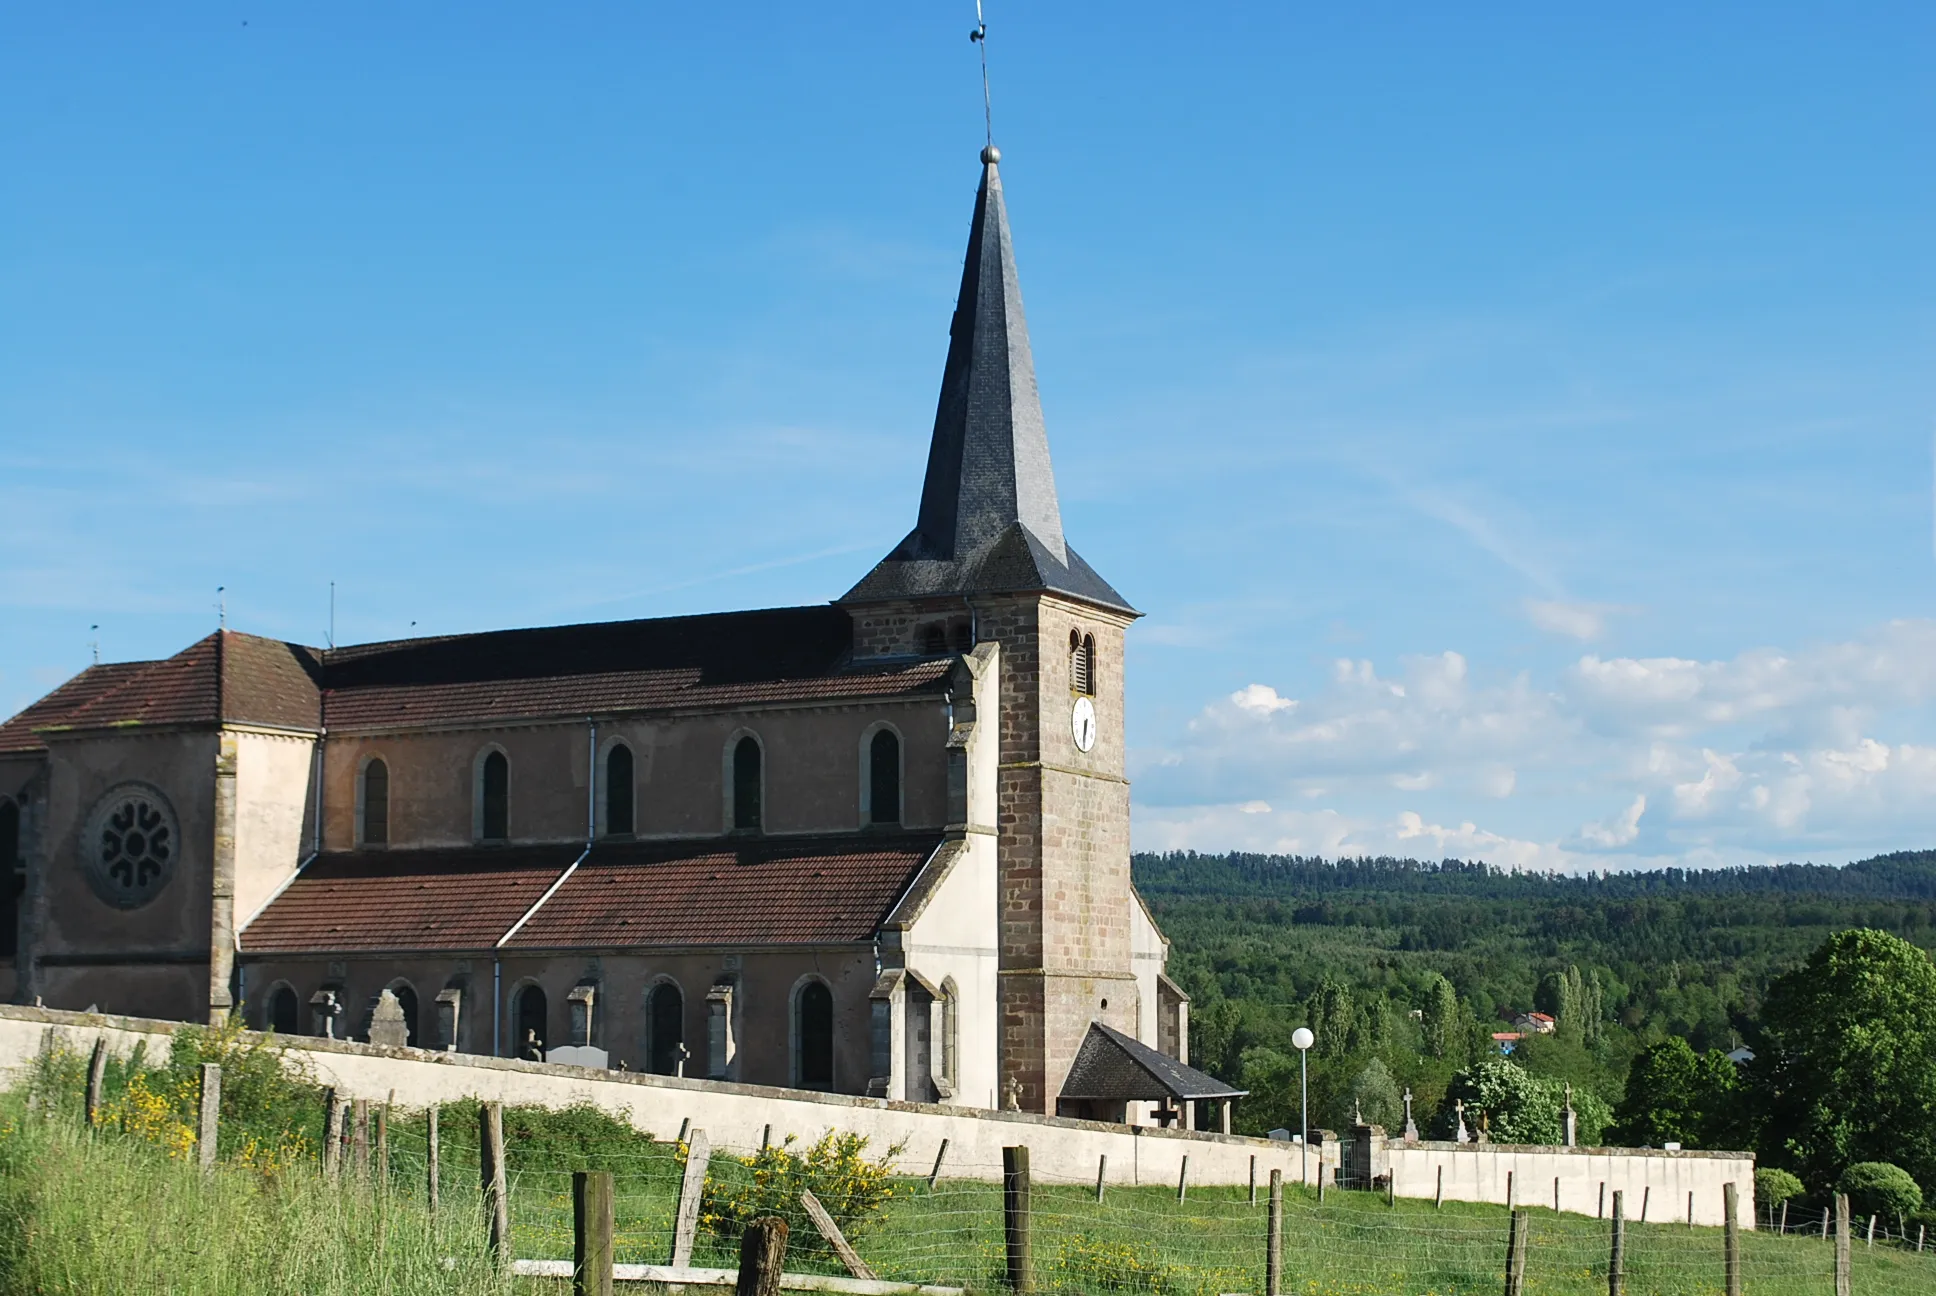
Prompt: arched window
<box><xmin>515</xmin><ymin>984</ymin><xmax>547</xmax><ymax>1059</ymax></box>
<box><xmin>1070</xmin><ymin>630</ymin><xmax>1096</xmax><ymax>696</ymax></box>
<box><xmin>393</xmin><ymin>983</ymin><xmax>420</xmax><ymax>1048</ymax></box>
<box><xmin>268</xmin><ymin>984</ymin><xmax>300</xmax><ymax>1036</ymax></box>
<box><xmin>361</xmin><ymin>758</ymin><xmax>389</xmax><ymax>846</ymax></box>
<box><xmin>938</xmin><ymin>977</ymin><xmax>960</xmax><ymax>1095</ymax></box>
<box><xmin>732</xmin><ymin>736</ymin><xmax>762</xmax><ymax>832</ymax></box>
<box><xmin>606</xmin><ymin>744</ymin><xmax>634</xmax><ymax>836</ymax></box>
<box><xmin>797</xmin><ymin>980</ymin><xmax>834</xmax><ymax>1089</ymax></box>
<box><xmin>647</xmin><ymin>982</ymin><xmax>685</xmax><ymax>1075</ymax></box>
<box><xmin>480</xmin><ymin>750</ymin><xmax>509</xmax><ymax>842</ymax></box>
<box><xmin>869</xmin><ymin>729</ymin><xmax>901</xmax><ymax>826</ymax></box>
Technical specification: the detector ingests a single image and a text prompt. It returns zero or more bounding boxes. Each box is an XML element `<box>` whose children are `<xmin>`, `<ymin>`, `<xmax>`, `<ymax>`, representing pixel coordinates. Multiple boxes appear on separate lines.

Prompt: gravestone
<box><xmin>368</xmin><ymin>989</ymin><xmax>409</xmax><ymax>1048</ymax></box>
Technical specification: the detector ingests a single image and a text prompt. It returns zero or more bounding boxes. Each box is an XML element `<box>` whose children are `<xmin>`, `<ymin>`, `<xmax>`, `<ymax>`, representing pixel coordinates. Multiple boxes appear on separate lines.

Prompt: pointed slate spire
<box><xmin>915</xmin><ymin>144</ymin><xmax>1066</xmax><ymax>566</ymax></box>
<box><xmin>843</xmin><ymin>148</ymin><xmax>1133</xmax><ymax>615</ymax></box>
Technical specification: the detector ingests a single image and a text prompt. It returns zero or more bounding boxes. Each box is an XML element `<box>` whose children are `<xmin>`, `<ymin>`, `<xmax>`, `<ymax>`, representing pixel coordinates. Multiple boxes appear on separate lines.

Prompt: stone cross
<box><xmin>1353</xmin><ymin>1098</ymin><xmax>1364</xmax><ymax>1127</ymax></box>
<box><xmin>1402</xmin><ymin>1087</ymin><xmax>1419</xmax><ymax>1143</ymax></box>
<box><xmin>368</xmin><ymin>989</ymin><xmax>409</xmax><ymax>1049</ymax></box>
<box><xmin>1454</xmin><ymin>1098</ymin><xmax>1470</xmax><ymax>1145</ymax></box>
<box><xmin>1003</xmin><ymin>1077</ymin><xmax>1021</xmax><ymax>1111</ymax></box>
<box><xmin>1563</xmin><ymin>1082</ymin><xmax>1578</xmax><ymax>1148</ymax></box>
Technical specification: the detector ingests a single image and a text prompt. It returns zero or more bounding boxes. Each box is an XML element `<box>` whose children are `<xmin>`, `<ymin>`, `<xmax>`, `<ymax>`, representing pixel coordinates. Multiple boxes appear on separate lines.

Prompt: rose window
<box><xmin>85</xmin><ymin>786</ymin><xmax>178</xmax><ymax>908</ymax></box>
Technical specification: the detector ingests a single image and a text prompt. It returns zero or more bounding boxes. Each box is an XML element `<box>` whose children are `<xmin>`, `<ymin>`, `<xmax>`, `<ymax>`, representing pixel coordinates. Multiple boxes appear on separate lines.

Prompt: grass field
<box><xmin>5</xmin><ymin>1083</ymin><xmax>1936</xmax><ymax>1295</ymax></box>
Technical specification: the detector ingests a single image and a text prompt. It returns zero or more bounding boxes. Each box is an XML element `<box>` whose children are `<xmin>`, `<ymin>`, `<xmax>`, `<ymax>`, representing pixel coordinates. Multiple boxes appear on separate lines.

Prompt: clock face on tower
<box><xmin>1071</xmin><ymin>696</ymin><xmax>1097</xmax><ymax>753</ymax></box>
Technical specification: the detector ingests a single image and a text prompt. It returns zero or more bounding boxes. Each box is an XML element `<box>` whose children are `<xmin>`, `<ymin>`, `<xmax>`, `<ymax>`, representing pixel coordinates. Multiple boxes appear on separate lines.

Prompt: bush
<box><xmin>1048</xmin><ymin>1235</ymin><xmax>1183</xmax><ymax>1294</ymax></box>
<box><xmin>1837</xmin><ymin>1162</ymin><xmax>1923</xmax><ymax>1221</ymax></box>
<box><xmin>1756</xmin><ymin>1167</ymin><xmax>1805</xmax><ymax>1209</ymax></box>
<box><xmin>700</xmin><ymin>1130</ymin><xmax>902</xmax><ymax>1257</ymax></box>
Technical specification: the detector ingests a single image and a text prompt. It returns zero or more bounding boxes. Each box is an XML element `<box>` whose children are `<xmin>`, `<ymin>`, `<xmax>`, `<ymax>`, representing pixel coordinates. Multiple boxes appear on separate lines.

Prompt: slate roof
<box><xmin>239</xmin><ymin>833</ymin><xmax>945</xmax><ymax>954</ymax></box>
<box><xmin>1058</xmin><ymin>1021</ymin><xmax>1248</xmax><ymax>1103</ymax></box>
<box><xmin>843</xmin><ymin>152</ymin><xmax>1134</xmax><ymax>616</ymax></box>
<box><xmin>1</xmin><ymin>607</ymin><xmax>955</xmax><ymax>745</ymax></box>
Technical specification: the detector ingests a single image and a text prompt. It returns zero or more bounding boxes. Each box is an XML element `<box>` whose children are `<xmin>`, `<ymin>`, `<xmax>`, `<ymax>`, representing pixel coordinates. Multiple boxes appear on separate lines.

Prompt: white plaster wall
<box><xmin>0</xmin><ymin>1005</ymin><xmax>1751</xmax><ymax>1219</ymax></box>
<box><xmin>904</xmin><ymin>832</ymin><xmax>999</xmax><ymax>1110</ymax></box>
<box><xmin>1128</xmin><ymin>891</ymin><xmax>1165</xmax><ymax>1047</ymax></box>
<box><xmin>1386</xmin><ymin>1141</ymin><xmax>1754</xmax><ymax>1228</ymax></box>
<box><xmin>232</xmin><ymin>729</ymin><xmax>315</xmax><ymax>923</ymax></box>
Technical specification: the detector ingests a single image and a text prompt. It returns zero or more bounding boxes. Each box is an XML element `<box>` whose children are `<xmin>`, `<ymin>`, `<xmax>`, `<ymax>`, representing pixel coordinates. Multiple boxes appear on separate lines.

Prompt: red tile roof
<box><xmin>239</xmin><ymin>833</ymin><xmax>943</xmax><ymax>954</ymax></box>
<box><xmin>240</xmin><ymin>845</ymin><xmax>583</xmax><ymax>952</ymax></box>
<box><xmin>0</xmin><ymin>661</ymin><xmax>153</xmax><ymax>754</ymax></box>
<box><xmin>505</xmin><ymin>834</ymin><xmax>944</xmax><ymax>949</ymax></box>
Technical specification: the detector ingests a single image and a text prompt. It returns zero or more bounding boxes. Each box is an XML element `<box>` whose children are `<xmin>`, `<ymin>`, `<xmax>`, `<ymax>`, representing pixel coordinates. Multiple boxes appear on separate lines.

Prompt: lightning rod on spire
<box><xmin>970</xmin><ymin>0</ymin><xmax>992</xmax><ymax>150</ymax></box>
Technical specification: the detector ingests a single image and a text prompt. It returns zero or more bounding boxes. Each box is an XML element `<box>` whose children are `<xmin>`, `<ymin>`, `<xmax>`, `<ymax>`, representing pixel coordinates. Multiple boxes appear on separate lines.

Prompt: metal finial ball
<box><xmin>981</xmin><ymin>144</ymin><xmax>1001</xmax><ymax>165</ymax></box>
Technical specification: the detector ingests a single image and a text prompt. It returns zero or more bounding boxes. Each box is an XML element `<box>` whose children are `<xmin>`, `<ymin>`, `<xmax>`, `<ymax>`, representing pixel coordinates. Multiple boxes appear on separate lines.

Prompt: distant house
<box><xmin>1727</xmin><ymin>1046</ymin><xmax>1755</xmax><ymax>1065</ymax></box>
<box><xmin>1492</xmin><ymin>1032</ymin><xmax>1524</xmax><ymax>1055</ymax></box>
<box><xmin>1512</xmin><ymin>1012</ymin><xmax>1557</xmax><ymax>1035</ymax></box>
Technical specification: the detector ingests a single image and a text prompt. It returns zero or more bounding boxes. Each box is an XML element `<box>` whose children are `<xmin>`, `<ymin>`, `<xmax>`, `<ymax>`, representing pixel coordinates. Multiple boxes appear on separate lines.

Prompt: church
<box><xmin>0</xmin><ymin>146</ymin><xmax>1208</xmax><ymax>1122</ymax></box>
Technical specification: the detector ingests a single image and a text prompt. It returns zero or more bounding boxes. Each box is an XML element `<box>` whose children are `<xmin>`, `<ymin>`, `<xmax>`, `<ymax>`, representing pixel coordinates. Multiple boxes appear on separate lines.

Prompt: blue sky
<box><xmin>3</xmin><ymin>5</ymin><xmax>1932</xmax><ymax>870</ymax></box>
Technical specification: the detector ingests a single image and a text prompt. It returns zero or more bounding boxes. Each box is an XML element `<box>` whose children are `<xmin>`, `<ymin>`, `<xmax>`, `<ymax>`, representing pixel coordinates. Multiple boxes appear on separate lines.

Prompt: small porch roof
<box><xmin>1058</xmin><ymin>1022</ymin><xmax>1247</xmax><ymax>1103</ymax></box>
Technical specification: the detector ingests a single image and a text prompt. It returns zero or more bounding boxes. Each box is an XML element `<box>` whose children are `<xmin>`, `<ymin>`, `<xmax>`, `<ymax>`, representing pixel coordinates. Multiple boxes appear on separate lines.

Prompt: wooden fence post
<box><xmin>426</xmin><ymin>1105</ymin><xmax>440</xmax><ymax>1216</ymax></box>
<box><xmin>1435</xmin><ymin>1165</ymin><xmax>1443</xmax><ymax>1209</ymax></box>
<box><xmin>1504</xmin><ymin>1209</ymin><xmax>1530</xmax><ymax>1296</ymax></box>
<box><xmin>1266</xmin><ymin>1169</ymin><xmax>1283</xmax><ymax>1296</ymax></box>
<box><xmin>1688</xmin><ymin>1190</ymin><xmax>1695</xmax><ymax>1229</ymax></box>
<box><xmin>1003</xmin><ymin>1145</ymin><xmax>1032</xmax><ymax>1294</ymax></box>
<box><xmin>197</xmin><ymin>1063</ymin><xmax>221</xmax><ymax>1172</ymax></box>
<box><xmin>85</xmin><ymin>1039</ymin><xmax>108</xmax><ymax>1131</ymax></box>
<box><xmin>1835</xmin><ymin>1194</ymin><xmax>1851</xmax><ymax>1296</ymax></box>
<box><xmin>1250</xmin><ymin>1155</ymin><xmax>1257</xmax><ymax>1206</ymax></box>
<box><xmin>736</xmin><ymin>1216</ymin><xmax>789</xmax><ymax>1296</ymax></box>
<box><xmin>928</xmin><ymin>1139</ymin><xmax>949</xmax><ymax>1191</ymax></box>
<box><xmin>322</xmin><ymin>1088</ymin><xmax>342</xmax><ymax>1179</ymax></box>
<box><xmin>1608</xmin><ymin>1190</ymin><xmax>1624</xmax><ymax>1296</ymax></box>
<box><xmin>1095</xmin><ymin>1154</ymin><xmax>1107</xmax><ymax>1203</ymax></box>
<box><xmin>376</xmin><ymin>1100</ymin><xmax>390</xmax><ymax>1186</ymax></box>
<box><xmin>1177</xmin><ymin>1155</ymin><xmax>1189</xmax><ymax>1203</ymax></box>
<box><xmin>1723</xmin><ymin>1181</ymin><xmax>1741</xmax><ymax>1296</ymax></box>
<box><xmin>480</xmin><ymin>1102</ymin><xmax>510</xmax><ymax>1270</ymax></box>
<box><xmin>1554</xmin><ymin>1177</ymin><xmax>1560</xmax><ymax>1214</ymax></box>
<box><xmin>802</xmin><ymin>1189</ymin><xmax>877</xmax><ymax>1280</ymax></box>
<box><xmin>1506</xmin><ymin>1170</ymin><xmax>1514</xmax><ymax>1212</ymax></box>
<box><xmin>1822</xmin><ymin>1205</ymin><xmax>1830</xmax><ymax>1241</ymax></box>
<box><xmin>1867</xmin><ymin>1214</ymin><xmax>1876</xmax><ymax>1249</ymax></box>
<box><xmin>1598</xmin><ymin>1181</ymin><xmax>1606</xmax><ymax>1220</ymax></box>
<box><xmin>1778</xmin><ymin>1199</ymin><xmax>1787</xmax><ymax>1234</ymax></box>
<box><xmin>574</xmin><ymin>1170</ymin><xmax>615</xmax><ymax>1296</ymax></box>
<box><xmin>671</xmin><ymin>1128</ymin><xmax>711</xmax><ymax>1268</ymax></box>
<box><xmin>352</xmin><ymin>1097</ymin><xmax>370</xmax><ymax>1181</ymax></box>
<box><xmin>1641</xmin><ymin>1186</ymin><xmax>1650</xmax><ymax>1223</ymax></box>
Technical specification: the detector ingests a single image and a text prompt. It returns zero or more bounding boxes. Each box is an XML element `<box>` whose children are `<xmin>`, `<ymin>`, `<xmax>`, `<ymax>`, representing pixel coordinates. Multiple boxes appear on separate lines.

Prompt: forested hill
<box><xmin>1130</xmin><ymin>848</ymin><xmax>1936</xmax><ymax>1140</ymax></box>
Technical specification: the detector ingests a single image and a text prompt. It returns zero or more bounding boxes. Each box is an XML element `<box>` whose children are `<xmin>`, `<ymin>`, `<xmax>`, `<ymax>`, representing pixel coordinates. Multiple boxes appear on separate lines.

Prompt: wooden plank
<box><xmin>85</xmin><ymin>1039</ymin><xmax>108</xmax><ymax>1130</ymax></box>
<box><xmin>671</xmin><ymin>1128</ymin><xmax>711</xmax><ymax>1268</ymax></box>
<box><xmin>507</xmin><ymin>1259</ymin><xmax>962</xmax><ymax>1295</ymax></box>
<box><xmin>802</xmin><ymin>1189</ymin><xmax>878</xmax><ymax>1281</ymax></box>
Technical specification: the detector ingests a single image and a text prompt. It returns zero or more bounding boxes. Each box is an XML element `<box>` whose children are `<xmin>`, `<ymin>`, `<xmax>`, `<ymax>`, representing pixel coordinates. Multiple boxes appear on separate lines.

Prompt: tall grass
<box><xmin>0</xmin><ymin>1094</ymin><xmax>502</xmax><ymax>1294</ymax></box>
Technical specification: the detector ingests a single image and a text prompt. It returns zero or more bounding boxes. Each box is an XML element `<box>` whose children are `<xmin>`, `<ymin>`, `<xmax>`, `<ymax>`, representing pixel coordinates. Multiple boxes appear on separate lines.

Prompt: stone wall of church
<box><xmin>28</xmin><ymin>728</ymin><xmax>223</xmax><ymax>1021</ymax></box>
<box><xmin>243</xmin><ymin>944</ymin><xmax>881</xmax><ymax>1092</ymax></box>
<box><xmin>320</xmin><ymin>698</ymin><xmax>953</xmax><ymax>851</ymax></box>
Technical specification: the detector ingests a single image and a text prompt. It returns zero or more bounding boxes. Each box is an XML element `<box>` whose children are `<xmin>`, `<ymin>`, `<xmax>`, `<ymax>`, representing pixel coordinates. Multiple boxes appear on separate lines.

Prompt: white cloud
<box><xmin>1577</xmin><ymin>795</ymin><xmax>1647</xmax><ymax>848</ymax></box>
<box><xmin>1230</xmin><ymin>683</ymin><xmax>1297</xmax><ymax>715</ymax></box>
<box><xmin>1525</xmin><ymin>599</ymin><xmax>1615</xmax><ymax>641</ymax></box>
<box><xmin>1133</xmin><ymin>619</ymin><xmax>1936</xmax><ymax>871</ymax></box>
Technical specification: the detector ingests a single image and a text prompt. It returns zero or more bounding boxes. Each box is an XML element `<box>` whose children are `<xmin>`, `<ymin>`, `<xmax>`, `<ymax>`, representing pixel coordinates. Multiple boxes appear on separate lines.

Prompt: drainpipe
<box><xmin>587</xmin><ymin>718</ymin><xmax>597</xmax><ymax>845</ymax></box>
<box><xmin>493</xmin><ymin>959</ymin><xmax>501</xmax><ymax>1057</ymax></box>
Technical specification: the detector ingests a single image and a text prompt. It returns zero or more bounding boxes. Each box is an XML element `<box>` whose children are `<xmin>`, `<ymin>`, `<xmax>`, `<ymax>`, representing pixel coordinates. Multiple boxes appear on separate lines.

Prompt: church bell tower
<box><xmin>842</xmin><ymin>146</ymin><xmax>1143</xmax><ymax>1114</ymax></box>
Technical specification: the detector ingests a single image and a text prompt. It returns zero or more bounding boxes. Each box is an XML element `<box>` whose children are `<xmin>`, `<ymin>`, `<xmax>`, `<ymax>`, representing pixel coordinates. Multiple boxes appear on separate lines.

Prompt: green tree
<box><xmin>1755</xmin><ymin>1168</ymin><xmax>1805</xmax><ymax>1212</ymax></box>
<box><xmin>1421</xmin><ymin>975</ymin><xmax>1461</xmax><ymax>1059</ymax></box>
<box><xmin>1611</xmin><ymin>1038</ymin><xmax>1743</xmax><ymax>1148</ymax></box>
<box><xmin>1751</xmin><ymin>929</ymin><xmax>1936</xmax><ymax>1191</ymax></box>
<box><xmin>1439</xmin><ymin>1058</ymin><xmax>1562</xmax><ymax>1144</ymax></box>
<box><xmin>1307</xmin><ymin>977</ymin><xmax>1356</xmax><ymax>1060</ymax></box>
<box><xmin>1837</xmin><ymin>1163</ymin><xmax>1923</xmax><ymax>1222</ymax></box>
<box><xmin>1344</xmin><ymin>1057</ymin><xmax>1402</xmax><ymax>1129</ymax></box>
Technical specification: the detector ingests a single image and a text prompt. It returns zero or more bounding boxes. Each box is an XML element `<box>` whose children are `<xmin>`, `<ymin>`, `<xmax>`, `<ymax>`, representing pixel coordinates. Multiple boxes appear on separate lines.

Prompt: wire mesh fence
<box><xmin>27</xmin><ymin>1034</ymin><xmax>1936</xmax><ymax>1296</ymax></box>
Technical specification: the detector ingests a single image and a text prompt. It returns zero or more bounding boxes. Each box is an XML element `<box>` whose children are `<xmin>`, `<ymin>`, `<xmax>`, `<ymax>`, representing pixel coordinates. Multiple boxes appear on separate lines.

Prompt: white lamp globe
<box><xmin>1292</xmin><ymin>1027</ymin><xmax>1315</xmax><ymax>1051</ymax></box>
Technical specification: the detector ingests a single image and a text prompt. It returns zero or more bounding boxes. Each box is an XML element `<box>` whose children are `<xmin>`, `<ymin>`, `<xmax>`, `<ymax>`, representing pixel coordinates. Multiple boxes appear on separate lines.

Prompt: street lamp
<box><xmin>1291</xmin><ymin>1026</ymin><xmax>1314</xmax><ymax>1187</ymax></box>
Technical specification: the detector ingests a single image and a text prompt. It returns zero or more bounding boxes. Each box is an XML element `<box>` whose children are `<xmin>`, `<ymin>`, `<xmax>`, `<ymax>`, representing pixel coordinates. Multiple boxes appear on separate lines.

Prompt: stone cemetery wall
<box><xmin>0</xmin><ymin>1004</ymin><xmax>1750</xmax><ymax>1221</ymax></box>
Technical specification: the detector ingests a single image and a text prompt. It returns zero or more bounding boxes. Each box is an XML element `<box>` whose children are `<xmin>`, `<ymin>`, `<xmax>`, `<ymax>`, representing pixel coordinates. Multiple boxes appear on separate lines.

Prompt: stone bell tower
<box><xmin>843</xmin><ymin>145</ymin><xmax>1142</xmax><ymax>1114</ymax></box>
